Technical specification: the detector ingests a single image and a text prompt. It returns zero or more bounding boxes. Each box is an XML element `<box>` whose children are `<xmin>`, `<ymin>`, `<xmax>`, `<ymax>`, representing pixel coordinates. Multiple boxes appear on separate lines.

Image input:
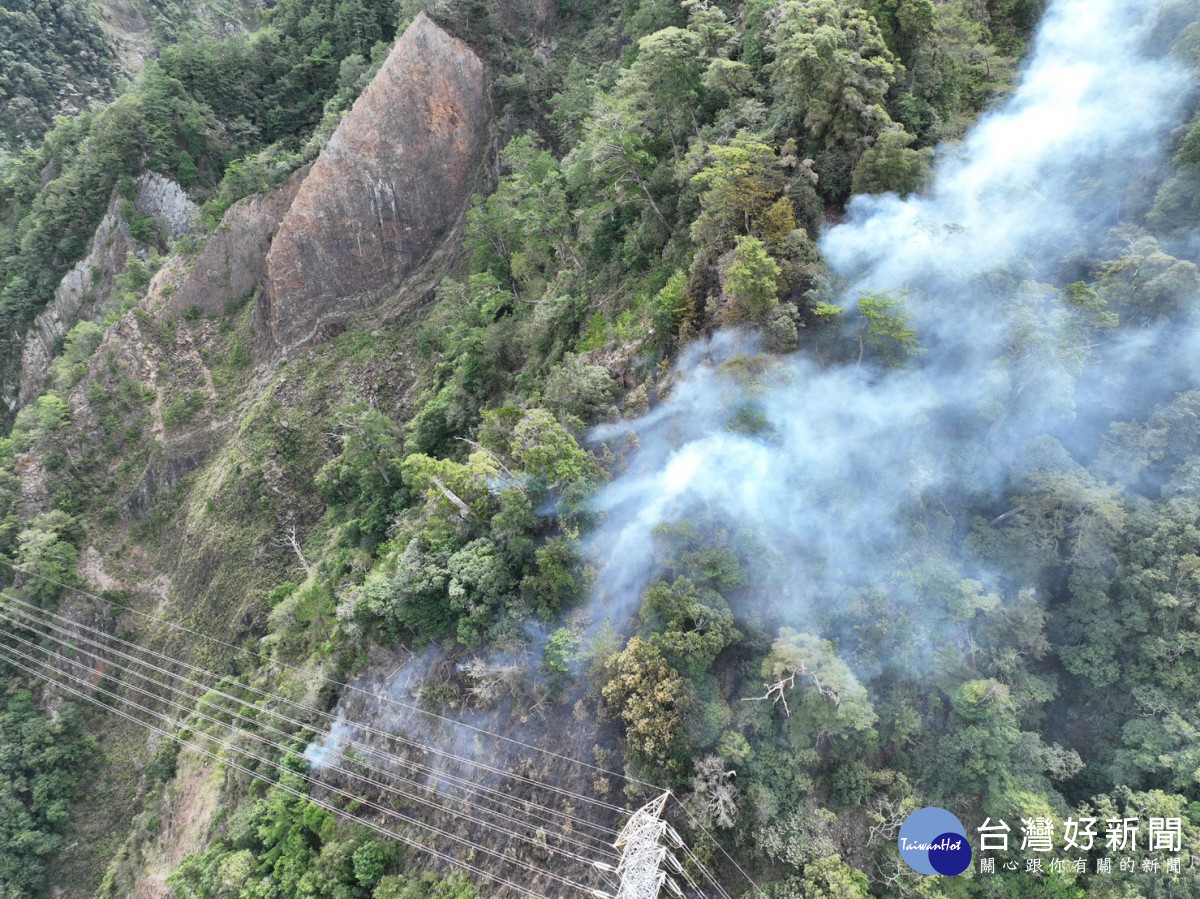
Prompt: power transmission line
<box><xmin>0</xmin><ymin>559</ymin><xmax>762</xmax><ymax>897</ymax></box>
<box><xmin>0</xmin><ymin>622</ymin><xmax>613</xmax><ymax>896</ymax></box>
<box><xmin>0</xmin><ymin>557</ymin><xmax>656</xmax><ymax>795</ymax></box>
<box><xmin>0</xmin><ymin>593</ymin><xmax>623</xmax><ymax>860</ymax></box>
<box><xmin>2</xmin><ymin>619</ymin><xmax>735</xmax><ymax>898</ymax></box>
<box><xmin>0</xmin><ymin>580</ymin><xmax>627</xmax><ymax>832</ymax></box>
<box><xmin>0</xmin><ymin>640</ymin><xmax>557</xmax><ymax>898</ymax></box>
<box><xmin>0</xmin><ymin>558</ymin><xmax>637</xmax><ymax>812</ymax></box>
<box><xmin>0</xmin><ymin>599</ymin><xmax>623</xmax><ymax>873</ymax></box>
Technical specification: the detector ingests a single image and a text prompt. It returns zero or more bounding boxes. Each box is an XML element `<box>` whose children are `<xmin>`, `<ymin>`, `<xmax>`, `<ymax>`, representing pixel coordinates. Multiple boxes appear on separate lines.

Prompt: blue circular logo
<box><xmin>898</xmin><ymin>807</ymin><xmax>971</xmax><ymax>876</ymax></box>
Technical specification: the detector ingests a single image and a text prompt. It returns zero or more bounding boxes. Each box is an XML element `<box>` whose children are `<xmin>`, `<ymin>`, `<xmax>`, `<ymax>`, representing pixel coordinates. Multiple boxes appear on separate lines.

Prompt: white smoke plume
<box><xmin>826</xmin><ymin>0</ymin><xmax>1185</xmax><ymax>308</ymax></box>
<box><xmin>304</xmin><ymin>718</ymin><xmax>353</xmax><ymax>769</ymax></box>
<box><xmin>586</xmin><ymin>0</ymin><xmax>1198</xmax><ymax>645</ymax></box>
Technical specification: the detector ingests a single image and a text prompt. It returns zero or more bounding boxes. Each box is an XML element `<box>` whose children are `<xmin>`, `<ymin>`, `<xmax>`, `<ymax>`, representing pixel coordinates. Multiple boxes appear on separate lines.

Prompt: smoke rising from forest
<box><xmin>586</xmin><ymin>0</ymin><xmax>1196</xmax><ymax>643</ymax></box>
<box><xmin>824</xmin><ymin>0</ymin><xmax>1184</xmax><ymax>336</ymax></box>
<box><xmin>304</xmin><ymin>0</ymin><xmax>1199</xmax><ymax>784</ymax></box>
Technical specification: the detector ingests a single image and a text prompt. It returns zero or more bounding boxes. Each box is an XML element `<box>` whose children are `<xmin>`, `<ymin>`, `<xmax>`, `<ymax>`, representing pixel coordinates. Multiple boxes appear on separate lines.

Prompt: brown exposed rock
<box><xmin>259</xmin><ymin>13</ymin><xmax>490</xmax><ymax>353</ymax></box>
<box><xmin>162</xmin><ymin>165</ymin><xmax>310</xmax><ymax>319</ymax></box>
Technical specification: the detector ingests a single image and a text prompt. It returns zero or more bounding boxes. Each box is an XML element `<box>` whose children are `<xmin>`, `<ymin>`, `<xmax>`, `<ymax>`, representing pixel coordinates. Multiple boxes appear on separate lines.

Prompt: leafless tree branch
<box><xmin>274</xmin><ymin>525</ymin><xmax>313</xmax><ymax>579</ymax></box>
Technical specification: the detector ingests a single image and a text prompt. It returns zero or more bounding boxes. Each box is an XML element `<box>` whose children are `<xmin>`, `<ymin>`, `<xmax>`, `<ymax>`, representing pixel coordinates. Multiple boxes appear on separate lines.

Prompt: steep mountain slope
<box><xmin>0</xmin><ymin>0</ymin><xmax>260</xmax><ymax>152</ymax></box>
<box><xmin>7</xmin><ymin>1</ymin><xmax>1200</xmax><ymax>898</ymax></box>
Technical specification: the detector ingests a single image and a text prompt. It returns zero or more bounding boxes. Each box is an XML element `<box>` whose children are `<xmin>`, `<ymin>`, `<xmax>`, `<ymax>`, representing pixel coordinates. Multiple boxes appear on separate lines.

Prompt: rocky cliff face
<box><xmin>159</xmin><ymin>166</ymin><xmax>310</xmax><ymax>319</ymax></box>
<box><xmin>16</xmin><ymin>173</ymin><xmax>199</xmax><ymax>407</ymax></box>
<box><xmin>133</xmin><ymin>172</ymin><xmax>201</xmax><ymax>239</ymax></box>
<box><xmin>259</xmin><ymin>13</ymin><xmax>490</xmax><ymax>352</ymax></box>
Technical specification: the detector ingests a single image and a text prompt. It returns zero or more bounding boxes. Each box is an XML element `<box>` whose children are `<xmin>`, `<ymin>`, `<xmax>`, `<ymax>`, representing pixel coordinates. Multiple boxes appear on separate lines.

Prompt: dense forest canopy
<box><xmin>0</xmin><ymin>0</ymin><xmax>116</xmax><ymax>150</ymax></box>
<box><xmin>2</xmin><ymin>0</ymin><xmax>1200</xmax><ymax>897</ymax></box>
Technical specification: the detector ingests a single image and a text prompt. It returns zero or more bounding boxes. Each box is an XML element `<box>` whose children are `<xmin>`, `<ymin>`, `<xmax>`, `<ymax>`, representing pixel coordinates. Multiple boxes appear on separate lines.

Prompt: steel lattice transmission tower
<box><xmin>592</xmin><ymin>792</ymin><xmax>694</xmax><ymax>899</ymax></box>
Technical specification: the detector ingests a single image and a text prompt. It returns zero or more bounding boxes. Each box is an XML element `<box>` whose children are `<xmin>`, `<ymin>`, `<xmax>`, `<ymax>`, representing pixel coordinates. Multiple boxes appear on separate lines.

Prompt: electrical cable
<box><xmin>0</xmin><ymin>558</ymin><xmax>638</xmax><ymax>813</ymax></box>
<box><xmin>0</xmin><ymin>631</ymin><xmax>609</xmax><ymax>897</ymax></box>
<box><xmin>0</xmin><ymin>599</ymin><xmax>622</xmax><ymax>872</ymax></box>
<box><xmin>0</xmin><ymin>595</ymin><xmax>621</xmax><ymax>856</ymax></box>
<box><xmin>0</xmin><ymin>588</ymin><xmax>623</xmax><ymax>848</ymax></box>
<box><xmin>0</xmin><ymin>622</ymin><xmax>616</xmax><ymax>896</ymax></box>
<box><xmin>0</xmin><ymin>640</ymin><xmax>555</xmax><ymax>899</ymax></box>
<box><xmin>1</xmin><ymin>560</ymin><xmax>758</xmax><ymax>896</ymax></box>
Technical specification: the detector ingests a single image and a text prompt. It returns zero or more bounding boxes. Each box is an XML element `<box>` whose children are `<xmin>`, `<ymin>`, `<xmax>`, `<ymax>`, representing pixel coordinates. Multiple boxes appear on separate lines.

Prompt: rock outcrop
<box><xmin>259</xmin><ymin>13</ymin><xmax>490</xmax><ymax>352</ymax></box>
<box><xmin>16</xmin><ymin>172</ymin><xmax>199</xmax><ymax>407</ymax></box>
<box><xmin>161</xmin><ymin>166</ymin><xmax>310</xmax><ymax>319</ymax></box>
<box><xmin>17</xmin><ymin>197</ymin><xmax>135</xmax><ymax>408</ymax></box>
<box><xmin>133</xmin><ymin>172</ymin><xmax>201</xmax><ymax>239</ymax></box>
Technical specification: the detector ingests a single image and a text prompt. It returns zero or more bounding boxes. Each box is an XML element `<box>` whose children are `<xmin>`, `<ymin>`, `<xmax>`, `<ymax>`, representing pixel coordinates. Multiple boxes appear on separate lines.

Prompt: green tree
<box><xmin>855</xmin><ymin>290</ymin><xmax>921</xmax><ymax>363</ymax></box>
<box><xmin>522</xmin><ymin>537</ymin><xmax>586</xmax><ymax>617</ymax></box>
<box><xmin>48</xmin><ymin>321</ymin><xmax>104</xmax><ymax>393</ymax></box>
<box><xmin>352</xmin><ymin>838</ymin><xmax>387</xmax><ymax>886</ymax></box>
<box><xmin>1095</xmin><ymin>232</ymin><xmax>1200</xmax><ymax>323</ymax></box>
<box><xmin>682</xmin><ymin>0</ymin><xmax>736</xmax><ymax>56</ymax></box>
<box><xmin>176</xmin><ymin>150</ymin><xmax>199</xmax><ymax>187</ymax></box>
<box><xmin>509</xmin><ymin>409</ymin><xmax>595</xmax><ymax>493</ymax></box>
<box><xmin>540</xmin><ymin>357</ymin><xmax>622</xmax><ymax>423</ymax></box>
<box><xmin>866</xmin><ymin>0</ymin><xmax>936</xmax><ymax>55</ymax></box>
<box><xmin>756</xmin><ymin>629</ymin><xmax>878</xmax><ymax>749</ymax></box>
<box><xmin>568</xmin><ymin>91</ymin><xmax>669</xmax><ymax>231</ymax></box>
<box><xmin>13</xmin><ymin>512</ymin><xmax>80</xmax><ymax>606</ymax></box>
<box><xmin>763</xmin><ymin>855</ymin><xmax>870</xmax><ymax>899</ymax></box>
<box><xmin>0</xmin><ymin>695</ymin><xmax>92</xmax><ymax>897</ymax></box>
<box><xmin>650</xmin><ymin>269</ymin><xmax>693</xmax><ymax>344</ymax></box>
<box><xmin>641</xmin><ymin>576</ymin><xmax>738</xmax><ymax>677</ymax></box>
<box><xmin>10</xmin><ymin>394</ymin><xmax>69</xmax><ymax>453</ymax></box>
<box><xmin>690</xmin><ymin>138</ymin><xmax>815</xmax><ymax>253</ymax></box>
<box><xmin>603</xmin><ymin>637</ymin><xmax>696</xmax><ymax>774</ymax></box>
<box><xmin>333</xmin><ymin>0</ymin><xmax>384</xmax><ymax>57</ymax></box>
<box><xmin>0</xmin><ymin>445</ymin><xmax>21</xmax><ymax>558</ymax></box>
<box><xmin>466</xmin><ymin>133</ymin><xmax>571</xmax><ymax>301</ymax></box>
<box><xmin>446</xmin><ymin>537</ymin><xmax>516</xmax><ymax>646</ymax></box>
<box><xmin>850</xmin><ymin>127</ymin><xmax>932</xmax><ymax>196</ymax></box>
<box><xmin>722</xmin><ymin>235</ymin><xmax>781</xmax><ymax>323</ymax></box>
<box><xmin>401</xmin><ymin>451</ymin><xmax>502</xmax><ymax>537</ymax></box>
<box><xmin>542</xmin><ymin>627</ymin><xmax>581</xmax><ymax>680</ymax></box>
<box><xmin>621</xmin><ymin>26</ymin><xmax>705</xmax><ymax>155</ymax></box>
<box><xmin>770</xmin><ymin>0</ymin><xmax>899</xmax><ymax>151</ymax></box>
<box><xmin>548</xmin><ymin>58</ymin><xmax>608</xmax><ymax>148</ymax></box>
<box><xmin>316</xmin><ymin>402</ymin><xmax>405</xmax><ymax>545</ymax></box>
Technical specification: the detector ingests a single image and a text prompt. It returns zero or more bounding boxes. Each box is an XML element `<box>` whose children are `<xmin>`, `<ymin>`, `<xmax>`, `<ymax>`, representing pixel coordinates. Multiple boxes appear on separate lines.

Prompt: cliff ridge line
<box><xmin>260</xmin><ymin>12</ymin><xmax>491</xmax><ymax>352</ymax></box>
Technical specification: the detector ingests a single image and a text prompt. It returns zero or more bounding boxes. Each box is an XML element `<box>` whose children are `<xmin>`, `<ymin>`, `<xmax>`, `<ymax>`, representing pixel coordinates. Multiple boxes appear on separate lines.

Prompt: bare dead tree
<box><xmin>688</xmin><ymin>755</ymin><xmax>738</xmax><ymax>829</ymax></box>
<box><xmin>274</xmin><ymin>525</ymin><xmax>313</xmax><ymax>579</ymax></box>
<box><xmin>459</xmin><ymin>657</ymin><xmax>551</xmax><ymax>715</ymax></box>
<box><xmin>874</xmin><ymin>856</ymin><xmax>923</xmax><ymax>898</ymax></box>
<box><xmin>741</xmin><ymin>663</ymin><xmax>842</xmax><ymax>718</ymax></box>
<box><xmin>866</xmin><ymin>796</ymin><xmax>911</xmax><ymax>846</ymax></box>
<box><xmin>430</xmin><ymin>476</ymin><xmax>473</xmax><ymax>519</ymax></box>
<box><xmin>991</xmin><ymin>506</ymin><xmax>1025</xmax><ymax>526</ymax></box>
<box><xmin>461</xmin><ymin>657</ymin><xmax>522</xmax><ymax>706</ymax></box>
